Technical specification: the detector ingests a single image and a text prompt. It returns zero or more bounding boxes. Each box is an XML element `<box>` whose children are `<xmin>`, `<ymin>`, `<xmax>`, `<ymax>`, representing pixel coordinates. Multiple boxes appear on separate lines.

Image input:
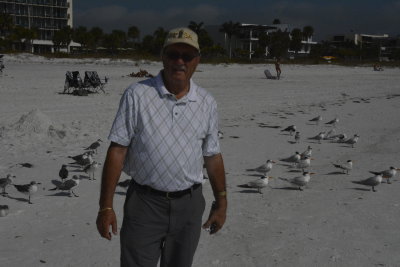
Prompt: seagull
<box><xmin>330</xmin><ymin>133</ymin><xmax>347</xmax><ymax>141</ymax></box>
<box><xmin>85</xmin><ymin>139</ymin><xmax>102</xmax><ymax>153</ymax></box>
<box><xmin>332</xmin><ymin>160</ymin><xmax>353</xmax><ymax>174</ymax></box>
<box><xmin>280</xmin><ymin>151</ymin><xmax>301</xmax><ymax>165</ymax></box>
<box><xmin>369</xmin><ymin>167</ymin><xmax>399</xmax><ymax>184</ymax></box>
<box><xmin>344</xmin><ymin>134</ymin><xmax>360</xmax><ymax>148</ymax></box>
<box><xmin>309</xmin><ymin>115</ymin><xmax>322</xmax><ymax>125</ymax></box>
<box><xmin>0</xmin><ymin>205</ymin><xmax>9</xmax><ymax>217</ymax></box>
<box><xmin>247</xmin><ymin>176</ymin><xmax>273</xmax><ymax>194</ymax></box>
<box><xmin>352</xmin><ymin>174</ymin><xmax>382</xmax><ymax>192</ymax></box>
<box><xmin>246</xmin><ymin>160</ymin><xmax>275</xmax><ymax>176</ymax></box>
<box><xmin>49</xmin><ymin>175</ymin><xmax>80</xmax><ymax>197</ymax></box>
<box><xmin>294</xmin><ymin>156</ymin><xmax>312</xmax><ymax>172</ymax></box>
<box><xmin>73</xmin><ymin>153</ymin><xmax>93</xmax><ymax>166</ymax></box>
<box><xmin>294</xmin><ymin>132</ymin><xmax>300</xmax><ymax>143</ymax></box>
<box><xmin>68</xmin><ymin>151</ymin><xmax>93</xmax><ymax>163</ymax></box>
<box><xmin>58</xmin><ymin>165</ymin><xmax>68</xmax><ymax>182</ymax></box>
<box><xmin>325</xmin><ymin>117</ymin><xmax>339</xmax><ymax>127</ymax></box>
<box><xmin>279</xmin><ymin>172</ymin><xmax>315</xmax><ymax>191</ymax></box>
<box><xmin>13</xmin><ymin>181</ymin><xmax>40</xmax><ymax>204</ymax></box>
<box><xmin>0</xmin><ymin>174</ymin><xmax>14</xmax><ymax>196</ymax></box>
<box><xmin>308</xmin><ymin>132</ymin><xmax>325</xmax><ymax>144</ymax></box>
<box><xmin>281</xmin><ymin>125</ymin><xmax>296</xmax><ymax>136</ymax></box>
<box><xmin>300</xmin><ymin>146</ymin><xmax>312</xmax><ymax>159</ymax></box>
<box><xmin>117</xmin><ymin>179</ymin><xmax>131</xmax><ymax>190</ymax></box>
<box><xmin>324</xmin><ymin>129</ymin><xmax>336</xmax><ymax>140</ymax></box>
<box><xmin>84</xmin><ymin>161</ymin><xmax>100</xmax><ymax>180</ymax></box>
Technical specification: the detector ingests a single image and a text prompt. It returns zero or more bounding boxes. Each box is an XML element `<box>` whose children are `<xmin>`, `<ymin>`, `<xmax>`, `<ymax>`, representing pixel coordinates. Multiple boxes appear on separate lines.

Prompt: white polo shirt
<box><xmin>108</xmin><ymin>71</ymin><xmax>220</xmax><ymax>191</ymax></box>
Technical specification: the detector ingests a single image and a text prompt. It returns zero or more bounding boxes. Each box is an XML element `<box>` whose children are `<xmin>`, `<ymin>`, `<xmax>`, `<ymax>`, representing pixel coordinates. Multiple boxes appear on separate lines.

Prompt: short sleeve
<box><xmin>202</xmin><ymin>99</ymin><xmax>221</xmax><ymax>156</ymax></box>
<box><xmin>108</xmin><ymin>87</ymin><xmax>136</xmax><ymax>146</ymax></box>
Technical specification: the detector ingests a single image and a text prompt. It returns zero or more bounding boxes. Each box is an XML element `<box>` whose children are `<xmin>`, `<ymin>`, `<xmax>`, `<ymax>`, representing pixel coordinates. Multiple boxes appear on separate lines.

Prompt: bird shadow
<box><xmin>244</xmin><ymin>173</ymin><xmax>264</xmax><ymax>177</ymax></box>
<box><xmin>326</xmin><ymin>171</ymin><xmax>346</xmax><ymax>175</ymax></box>
<box><xmin>47</xmin><ymin>192</ymin><xmax>73</xmax><ymax>197</ymax></box>
<box><xmin>351</xmin><ymin>187</ymin><xmax>372</xmax><ymax>191</ymax></box>
<box><xmin>287</xmin><ymin>169</ymin><xmax>302</xmax><ymax>173</ymax></box>
<box><xmin>236</xmin><ymin>189</ymin><xmax>261</xmax><ymax>194</ymax></box>
<box><xmin>6</xmin><ymin>195</ymin><xmax>29</xmax><ymax>203</ymax></box>
<box><xmin>273</xmin><ymin>187</ymin><xmax>301</xmax><ymax>191</ymax></box>
<box><xmin>287</xmin><ymin>141</ymin><xmax>297</xmax><ymax>144</ymax></box>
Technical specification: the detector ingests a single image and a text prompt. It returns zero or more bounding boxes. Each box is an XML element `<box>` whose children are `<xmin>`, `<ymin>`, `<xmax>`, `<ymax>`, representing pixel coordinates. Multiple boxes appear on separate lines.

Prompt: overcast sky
<box><xmin>74</xmin><ymin>1</ymin><xmax>400</xmax><ymax>40</ymax></box>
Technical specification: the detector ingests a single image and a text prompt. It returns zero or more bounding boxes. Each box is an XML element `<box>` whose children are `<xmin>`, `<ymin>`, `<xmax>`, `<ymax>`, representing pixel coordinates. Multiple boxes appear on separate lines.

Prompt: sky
<box><xmin>73</xmin><ymin>1</ymin><xmax>400</xmax><ymax>41</ymax></box>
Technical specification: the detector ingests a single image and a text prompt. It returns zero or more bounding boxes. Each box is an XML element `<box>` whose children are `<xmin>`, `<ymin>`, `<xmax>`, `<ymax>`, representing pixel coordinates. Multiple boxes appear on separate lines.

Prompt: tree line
<box><xmin>2</xmin><ymin>13</ymin><xmax>395</xmax><ymax>61</ymax></box>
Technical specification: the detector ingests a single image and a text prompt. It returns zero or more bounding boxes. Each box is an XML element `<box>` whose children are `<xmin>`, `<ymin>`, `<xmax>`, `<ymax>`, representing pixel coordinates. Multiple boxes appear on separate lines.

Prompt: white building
<box><xmin>0</xmin><ymin>0</ymin><xmax>78</xmax><ymax>53</ymax></box>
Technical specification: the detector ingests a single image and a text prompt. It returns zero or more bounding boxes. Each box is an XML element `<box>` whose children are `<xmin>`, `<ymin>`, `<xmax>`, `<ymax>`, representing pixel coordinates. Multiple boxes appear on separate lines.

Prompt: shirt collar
<box><xmin>155</xmin><ymin>71</ymin><xmax>198</xmax><ymax>102</ymax></box>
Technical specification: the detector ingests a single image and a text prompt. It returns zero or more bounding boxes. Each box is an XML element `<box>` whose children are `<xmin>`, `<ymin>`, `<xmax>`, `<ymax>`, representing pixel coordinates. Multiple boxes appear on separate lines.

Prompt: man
<box><xmin>96</xmin><ymin>27</ymin><xmax>227</xmax><ymax>267</ymax></box>
<box><xmin>274</xmin><ymin>58</ymin><xmax>281</xmax><ymax>80</ymax></box>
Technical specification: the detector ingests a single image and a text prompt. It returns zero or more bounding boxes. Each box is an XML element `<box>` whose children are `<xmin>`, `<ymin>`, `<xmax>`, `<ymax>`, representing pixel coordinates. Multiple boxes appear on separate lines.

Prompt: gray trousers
<box><xmin>120</xmin><ymin>183</ymin><xmax>205</xmax><ymax>267</ymax></box>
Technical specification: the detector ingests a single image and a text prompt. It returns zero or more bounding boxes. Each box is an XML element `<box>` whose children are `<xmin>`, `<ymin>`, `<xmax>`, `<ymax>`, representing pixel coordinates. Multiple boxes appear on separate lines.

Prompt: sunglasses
<box><xmin>164</xmin><ymin>51</ymin><xmax>200</xmax><ymax>62</ymax></box>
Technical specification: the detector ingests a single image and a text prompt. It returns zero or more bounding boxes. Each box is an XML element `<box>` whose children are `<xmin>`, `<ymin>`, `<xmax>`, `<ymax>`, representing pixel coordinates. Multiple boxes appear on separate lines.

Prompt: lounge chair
<box><xmin>264</xmin><ymin>69</ymin><xmax>278</xmax><ymax>80</ymax></box>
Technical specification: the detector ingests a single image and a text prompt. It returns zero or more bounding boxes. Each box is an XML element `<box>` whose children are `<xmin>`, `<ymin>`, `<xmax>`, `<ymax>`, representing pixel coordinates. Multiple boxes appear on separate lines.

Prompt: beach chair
<box><xmin>83</xmin><ymin>71</ymin><xmax>107</xmax><ymax>93</ymax></box>
<box><xmin>264</xmin><ymin>69</ymin><xmax>278</xmax><ymax>80</ymax></box>
<box><xmin>63</xmin><ymin>71</ymin><xmax>83</xmax><ymax>94</ymax></box>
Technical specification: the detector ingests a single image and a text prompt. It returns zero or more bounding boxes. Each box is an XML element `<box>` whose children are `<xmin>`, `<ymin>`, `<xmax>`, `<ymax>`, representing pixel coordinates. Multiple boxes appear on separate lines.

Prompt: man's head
<box><xmin>162</xmin><ymin>28</ymin><xmax>200</xmax><ymax>93</ymax></box>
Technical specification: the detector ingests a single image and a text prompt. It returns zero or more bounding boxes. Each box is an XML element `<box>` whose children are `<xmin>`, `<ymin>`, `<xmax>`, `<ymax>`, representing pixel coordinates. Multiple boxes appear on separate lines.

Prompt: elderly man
<box><xmin>96</xmin><ymin>27</ymin><xmax>227</xmax><ymax>267</ymax></box>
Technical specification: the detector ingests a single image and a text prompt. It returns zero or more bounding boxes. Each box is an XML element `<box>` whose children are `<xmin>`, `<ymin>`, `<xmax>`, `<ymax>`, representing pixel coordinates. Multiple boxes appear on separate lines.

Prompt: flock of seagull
<box><xmin>243</xmin><ymin>115</ymin><xmax>399</xmax><ymax>193</ymax></box>
<box><xmin>0</xmin><ymin>139</ymin><xmax>103</xmax><ymax>216</ymax></box>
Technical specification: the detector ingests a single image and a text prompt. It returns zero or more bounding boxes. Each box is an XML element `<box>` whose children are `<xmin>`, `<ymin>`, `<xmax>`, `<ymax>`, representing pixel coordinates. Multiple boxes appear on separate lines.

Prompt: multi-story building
<box><xmin>0</xmin><ymin>0</ymin><xmax>74</xmax><ymax>52</ymax></box>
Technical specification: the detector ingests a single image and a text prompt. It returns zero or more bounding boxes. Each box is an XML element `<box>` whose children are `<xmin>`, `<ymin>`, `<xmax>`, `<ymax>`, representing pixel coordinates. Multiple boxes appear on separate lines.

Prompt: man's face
<box><xmin>162</xmin><ymin>43</ymin><xmax>200</xmax><ymax>86</ymax></box>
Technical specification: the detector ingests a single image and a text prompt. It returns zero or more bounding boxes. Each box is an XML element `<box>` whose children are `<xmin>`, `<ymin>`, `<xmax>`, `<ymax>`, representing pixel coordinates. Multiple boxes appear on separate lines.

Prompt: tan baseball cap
<box><xmin>163</xmin><ymin>27</ymin><xmax>200</xmax><ymax>51</ymax></box>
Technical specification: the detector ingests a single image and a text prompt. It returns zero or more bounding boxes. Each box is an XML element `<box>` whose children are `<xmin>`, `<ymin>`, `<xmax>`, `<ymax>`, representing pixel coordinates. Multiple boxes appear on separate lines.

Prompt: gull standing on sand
<box><xmin>308</xmin><ymin>132</ymin><xmax>325</xmax><ymax>144</ymax></box>
<box><xmin>300</xmin><ymin>146</ymin><xmax>312</xmax><ymax>159</ymax></box>
<box><xmin>294</xmin><ymin>132</ymin><xmax>300</xmax><ymax>143</ymax></box>
<box><xmin>117</xmin><ymin>179</ymin><xmax>132</xmax><ymax>190</ymax></box>
<box><xmin>281</xmin><ymin>125</ymin><xmax>296</xmax><ymax>136</ymax></box>
<box><xmin>0</xmin><ymin>174</ymin><xmax>14</xmax><ymax>196</ymax></box>
<box><xmin>332</xmin><ymin>160</ymin><xmax>353</xmax><ymax>174</ymax></box>
<box><xmin>279</xmin><ymin>172</ymin><xmax>315</xmax><ymax>191</ymax></box>
<box><xmin>344</xmin><ymin>134</ymin><xmax>360</xmax><ymax>148</ymax></box>
<box><xmin>246</xmin><ymin>160</ymin><xmax>275</xmax><ymax>176</ymax></box>
<box><xmin>13</xmin><ymin>181</ymin><xmax>40</xmax><ymax>204</ymax></box>
<box><xmin>0</xmin><ymin>205</ymin><xmax>9</xmax><ymax>217</ymax></box>
<box><xmin>369</xmin><ymin>167</ymin><xmax>399</xmax><ymax>184</ymax></box>
<box><xmin>50</xmin><ymin>175</ymin><xmax>80</xmax><ymax>197</ymax></box>
<box><xmin>280</xmin><ymin>151</ymin><xmax>301</xmax><ymax>165</ymax></box>
<box><xmin>68</xmin><ymin>151</ymin><xmax>93</xmax><ymax>163</ymax></box>
<box><xmin>247</xmin><ymin>176</ymin><xmax>273</xmax><ymax>194</ymax></box>
<box><xmin>352</xmin><ymin>174</ymin><xmax>382</xmax><ymax>192</ymax></box>
<box><xmin>294</xmin><ymin>156</ymin><xmax>312</xmax><ymax>172</ymax></box>
<box><xmin>58</xmin><ymin>164</ymin><xmax>68</xmax><ymax>182</ymax></box>
<box><xmin>309</xmin><ymin>115</ymin><xmax>322</xmax><ymax>125</ymax></box>
<box><xmin>85</xmin><ymin>139</ymin><xmax>102</xmax><ymax>153</ymax></box>
<box><xmin>84</xmin><ymin>161</ymin><xmax>100</xmax><ymax>180</ymax></box>
<box><xmin>325</xmin><ymin>117</ymin><xmax>339</xmax><ymax>127</ymax></box>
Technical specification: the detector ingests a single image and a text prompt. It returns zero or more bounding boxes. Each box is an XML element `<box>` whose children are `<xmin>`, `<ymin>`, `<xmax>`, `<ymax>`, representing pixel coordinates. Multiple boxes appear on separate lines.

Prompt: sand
<box><xmin>1</xmin><ymin>54</ymin><xmax>400</xmax><ymax>266</ymax></box>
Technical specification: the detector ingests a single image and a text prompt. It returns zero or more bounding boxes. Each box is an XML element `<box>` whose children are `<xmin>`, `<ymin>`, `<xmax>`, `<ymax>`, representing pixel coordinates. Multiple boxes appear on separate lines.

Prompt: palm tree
<box><xmin>188</xmin><ymin>21</ymin><xmax>204</xmax><ymax>35</ymax></box>
<box><xmin>272</xmin><ymin>19</ymin><xmax>281</xmax><ymax>25</ymax></box>
<box><xmin>127</xmin><ymin>25</ymin><xmax>140</xmax><ymax>47</ymax></box>
<box><xmin>219</xmin><ymin>21</ymin><xmax>240</xmax><ymax>59</ymax></box>
<box><xmin>302</xmin><ymin>25</ymin><xmax>314</xmax><ymax>53</ymax></box>
<box><xmin>88</xmin><ymin>27</ymin><xmax>103</xmax><ymax>51</ymax></box>
<box><xmin>290</xmin><ymin>28</ymin><xmax>303</xmax><ymax>55</ymax></box>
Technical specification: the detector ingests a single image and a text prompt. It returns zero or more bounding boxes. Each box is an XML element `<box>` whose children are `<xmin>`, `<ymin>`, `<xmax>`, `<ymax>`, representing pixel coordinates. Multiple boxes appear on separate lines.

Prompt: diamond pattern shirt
<box><xmin>108</xmin><ymin>71</ymin><xmax>220</xmax><ymax>191</ymax></box>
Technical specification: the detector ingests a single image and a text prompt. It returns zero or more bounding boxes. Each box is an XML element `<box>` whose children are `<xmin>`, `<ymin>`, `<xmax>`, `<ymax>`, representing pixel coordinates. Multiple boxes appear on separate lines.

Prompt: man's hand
<box><xmin>202</xmin><ymin>198</ymin><xmax>227</xmax><ymax>234</ymax></box>
<box><xmin>96</xmin><ymin>209</ymin><xmax>118</xmax><ymax>240</ymax></box>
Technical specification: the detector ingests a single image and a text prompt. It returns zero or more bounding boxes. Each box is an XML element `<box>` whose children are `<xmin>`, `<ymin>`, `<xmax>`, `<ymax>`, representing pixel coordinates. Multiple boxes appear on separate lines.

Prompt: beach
<box><xmin>1</xmin><ymin>54</ymin><xmax>400</xmax><ymax>266</ymax></box>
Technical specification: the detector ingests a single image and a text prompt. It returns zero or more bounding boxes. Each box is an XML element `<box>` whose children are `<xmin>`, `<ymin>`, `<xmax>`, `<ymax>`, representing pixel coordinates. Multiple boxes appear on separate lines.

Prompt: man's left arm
<box><xmin>202</xmin><ymin>153</ymin><xmax>227</xmax><ymax>234</ymax></box>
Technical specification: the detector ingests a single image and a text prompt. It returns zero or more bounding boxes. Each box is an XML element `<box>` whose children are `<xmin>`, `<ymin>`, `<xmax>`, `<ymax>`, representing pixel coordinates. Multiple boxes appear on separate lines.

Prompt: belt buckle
<box><xmin>166</xmin><ymin>192</ymin><xmax>173</xmax><ymax>200</ymax></box>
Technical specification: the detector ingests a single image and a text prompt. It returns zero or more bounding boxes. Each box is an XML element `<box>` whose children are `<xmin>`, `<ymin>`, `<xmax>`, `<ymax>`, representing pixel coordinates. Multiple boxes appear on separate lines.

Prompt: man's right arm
<box><xmin>96</xmin><ymin>141</ymin><xmax>128</xmax><ymax>240</ymax></box>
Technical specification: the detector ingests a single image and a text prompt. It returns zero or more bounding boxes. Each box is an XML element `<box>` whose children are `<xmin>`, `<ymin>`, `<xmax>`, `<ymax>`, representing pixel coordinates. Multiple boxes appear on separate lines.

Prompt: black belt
<box><xmin>132</xmin><ymin>180</ymin><xmax>201</xmax><ymax>199</ymax></box>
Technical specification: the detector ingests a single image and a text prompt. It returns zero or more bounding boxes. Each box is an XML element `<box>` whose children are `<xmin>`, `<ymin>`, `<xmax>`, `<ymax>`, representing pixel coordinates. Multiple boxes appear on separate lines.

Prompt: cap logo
<box><xmin>167</xmin><ymin>30</ymin><xmax>193</xmax><ymax>41</ymax></box>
